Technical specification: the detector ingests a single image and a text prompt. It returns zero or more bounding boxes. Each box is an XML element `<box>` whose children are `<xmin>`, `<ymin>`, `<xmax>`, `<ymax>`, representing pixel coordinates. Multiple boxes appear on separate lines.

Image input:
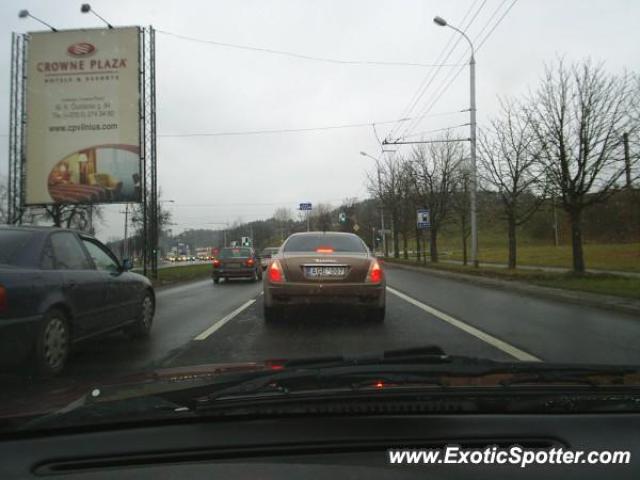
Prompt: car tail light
<box><xmin>0</xmin><ymin>285</ymin><xmax>6</xmax><ymax>313</ymax></box>
<box><xmin>315</xmin><ymin>246</ymin><xmax>334</xmax><ymax>253</ymax></box>
<box><xmin>212</xmin><ymin>259</ymin><xmax>221</xmax><ymax>268</ymax></box>
<box><xmin>245</xmin><ymin>258</ymin><xmax>255</xmax><ymax>267</ymax></box>
<box><xmin>366</xmin><ymin>259</ymin><xmax>384</xmax><ymax>284</ymax></box>
<box><xmin>268</xmin><ymin>259</ymin><xmax>285</xmax><ymax>283</ymax></box>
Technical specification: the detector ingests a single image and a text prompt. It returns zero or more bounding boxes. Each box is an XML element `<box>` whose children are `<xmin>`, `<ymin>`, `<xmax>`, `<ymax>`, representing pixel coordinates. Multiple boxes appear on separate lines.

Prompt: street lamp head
<box><xmin>433</xmin><ymin>16</ymin><xmax>447</xmax><ymax>27</ymax></box>
<box><xmin>359</xmin><ymin>151</ymin><xmax>367</xmax><ymax>156</ymax></box>
<box><xmin>18</xmin><ymin>9</ymin><xmax>29</xmax><ymax>18</ymax></box>
<box><xmin>81</xmin><ymin>4</ymin><xmax>92</xmax><ymax>13</ymax></box>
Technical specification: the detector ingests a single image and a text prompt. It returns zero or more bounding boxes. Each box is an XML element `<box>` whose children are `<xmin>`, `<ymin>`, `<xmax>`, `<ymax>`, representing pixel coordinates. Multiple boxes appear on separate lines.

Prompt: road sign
<box><xmin>417</xmin><ymin>209</ymin><xmax>430</xmax><ymax>229</ymax></box>
<box><xmin>338</xmin><ymin>212</ymin><xmax>347</xmax><ymax>224</ymax></box>
<box><xmin>352</xmin><ymin>223</ymin><xmax>360</xmax><ymax>232</ymax></box>
<box><xmin>299</xmin><ymin>202</ymin><xmax>312</xmax><ymax>211</ymax></box>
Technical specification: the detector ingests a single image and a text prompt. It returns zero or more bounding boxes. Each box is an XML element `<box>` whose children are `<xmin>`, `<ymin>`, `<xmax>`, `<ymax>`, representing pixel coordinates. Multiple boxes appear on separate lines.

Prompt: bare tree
<box><xmin>273</xmin><ymin>207</ymin><xmax>293</xmax><ymax>241</ymax></box>
<box><xmin>373</xmin><ymin>155</ymin><xmax>404</xmax><ymax>258</ymax></box>
<box><xmin>479</xmin><ymin>99</ymin><xmax>546</xmax><ymax>269</ymax></box>
<box><xmin>310</xmin><ymin>202</ymin><xmax>333</xmax><ymax>231</ymax></box>
<box><xmin>42</xmin><ymin>204</ymin><xmax>104</xmax><ymax>233</ymax></box>
<box><xmin>529</xmin><ymin>59</ymin><xmax>638</xmax><ymax>272</ymax></box>
<box><xmin>450</xmin><ymin>163</ymin><xmax>471</xmax><ymax>265</ymax></box>
<box><xmin>0</xmin><ymin>182</ymin><xmax>7</xmax><ymax>224</ymax></box>
<box><xmin>397</xmin><ymin>160</ymin><xmax>416</xmax><ymax>259</ymax></box>
<box><xmin>411</xmin><ymin>135</ymin><xmax>463</xmax><ymax>262</ymax></box>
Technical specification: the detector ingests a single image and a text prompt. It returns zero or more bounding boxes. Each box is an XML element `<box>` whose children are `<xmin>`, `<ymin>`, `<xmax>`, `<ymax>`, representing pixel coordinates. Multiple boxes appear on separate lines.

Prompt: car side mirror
<box><xmin>122</xmin><ymin>258</ymin><xmax>133</xmax><ymax>271</ymax></box>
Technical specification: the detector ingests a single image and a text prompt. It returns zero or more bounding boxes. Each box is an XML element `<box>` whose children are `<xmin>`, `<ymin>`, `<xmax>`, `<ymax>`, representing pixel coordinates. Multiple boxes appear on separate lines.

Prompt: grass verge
<box><xmin>150</xmin><ymin>263</ymin><xmax>212</xmax><ymax>287</ymax></box>
<box><xmin>385</xmin><ymin>258</ymin><xmax>640</xmax><ymax>300</ymax></box>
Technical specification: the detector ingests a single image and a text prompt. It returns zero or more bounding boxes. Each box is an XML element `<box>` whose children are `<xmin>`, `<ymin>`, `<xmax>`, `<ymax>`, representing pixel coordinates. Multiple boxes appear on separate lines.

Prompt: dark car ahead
<box><xmin>263</xmin><ymin>232</ymin><xmax>385</xmax><ymax>322</ymax></box>
<box><xmin>212</xmin><ymin>247</ymin><xmax>262</xmax><ymax>284</ymax></box>
<box><xmin>0</xmin><ymin>226</ymin><xmax>155</xmax><ymax>376</ymax></box>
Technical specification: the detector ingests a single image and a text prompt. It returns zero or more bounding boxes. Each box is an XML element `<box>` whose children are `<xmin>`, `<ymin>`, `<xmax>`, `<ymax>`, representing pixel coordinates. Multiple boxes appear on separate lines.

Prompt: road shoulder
<box><xmin>384</xmin><ymin>261</ymin><xmax>640</xmax><ymax>317</ymax></box>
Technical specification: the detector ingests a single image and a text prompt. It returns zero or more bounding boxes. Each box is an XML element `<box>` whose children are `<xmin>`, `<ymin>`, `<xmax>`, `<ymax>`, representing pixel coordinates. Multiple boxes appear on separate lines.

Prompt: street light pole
<box><xmin>434</xmin><ymin>15</ymin><xmax>478</xmax><ymax>267</ymax></box>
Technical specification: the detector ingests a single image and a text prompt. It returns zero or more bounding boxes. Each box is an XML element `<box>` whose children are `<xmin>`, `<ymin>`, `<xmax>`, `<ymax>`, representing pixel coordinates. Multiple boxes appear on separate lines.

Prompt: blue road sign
<box><xmin>299</xmin><ymin>202</ymin><xmax>312</xmax><ymax>211</ymax></box>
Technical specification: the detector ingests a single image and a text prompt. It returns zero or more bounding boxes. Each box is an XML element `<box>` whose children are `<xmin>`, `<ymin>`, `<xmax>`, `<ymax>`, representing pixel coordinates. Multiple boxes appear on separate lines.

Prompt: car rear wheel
<box><xmin>34</xmin><ymin>309</ymin><xmax>71</xmax><ymax>376</ymax></box>
<box><xmin>264</xmin><ymin>305</ymin><xmax>282</xmax><ymax>323</ymax></box>
<box><xmin>128</xmin><ymin>292</ymin><xmax>155</xmax><ymax>339</ymax></box>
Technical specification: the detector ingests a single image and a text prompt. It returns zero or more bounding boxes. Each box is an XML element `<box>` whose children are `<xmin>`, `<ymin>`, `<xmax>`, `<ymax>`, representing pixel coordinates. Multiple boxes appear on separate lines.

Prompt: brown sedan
<box><xmin>263</xmin><ymin>232</ymin><xmax>385</xmax><ymax>322</ymax></box>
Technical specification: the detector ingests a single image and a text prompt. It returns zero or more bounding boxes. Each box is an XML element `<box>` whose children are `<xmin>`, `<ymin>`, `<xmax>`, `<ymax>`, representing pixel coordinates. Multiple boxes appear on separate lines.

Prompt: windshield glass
<box><xmin>0</xmin><ymin>0</ymin><xmax>639</xmax><ymax>434</ymax></box>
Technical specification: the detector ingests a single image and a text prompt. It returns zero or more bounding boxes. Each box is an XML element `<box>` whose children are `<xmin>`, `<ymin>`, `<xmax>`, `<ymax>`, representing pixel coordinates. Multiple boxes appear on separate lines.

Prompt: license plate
<box><xmin>226</xmin><ymin>263</ymin><xmax>242</xmax><ymax>269</ymax></box>
<box><xmin>304</xmin><ymin>266</ymin><xmax>347</xmax><ymax>278</ymax></box>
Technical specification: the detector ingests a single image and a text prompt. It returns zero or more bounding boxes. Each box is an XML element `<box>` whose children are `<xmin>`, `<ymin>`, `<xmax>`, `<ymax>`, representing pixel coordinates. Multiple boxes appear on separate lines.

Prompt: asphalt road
<box><xmin>3</xmin><ymin>264</ymin><xmax>640</xmax><ymax>414</ymax></box>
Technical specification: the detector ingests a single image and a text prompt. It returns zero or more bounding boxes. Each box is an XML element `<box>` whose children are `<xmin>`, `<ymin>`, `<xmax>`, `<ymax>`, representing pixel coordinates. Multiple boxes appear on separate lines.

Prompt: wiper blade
<box><xmin>269</xmin><ymin>345</ymin><xmax>452</xmax><ymax>369</ymax></box>
<box><xmin>195</xmin><ymin>366</ymin><xmax>448</xmax><ymax>405</ymax></box>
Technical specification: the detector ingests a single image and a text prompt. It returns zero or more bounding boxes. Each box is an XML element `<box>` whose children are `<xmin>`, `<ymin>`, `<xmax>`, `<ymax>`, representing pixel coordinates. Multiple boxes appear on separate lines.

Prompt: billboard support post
<box><xmin>8</xmin><ymin>33</ymin><xmax>27</xmax><ymax>224</ymax></box>
<box><xmin>140</xmin><ymin>26</ymin><xmax>158</xmax><ymax>279</ymax></box>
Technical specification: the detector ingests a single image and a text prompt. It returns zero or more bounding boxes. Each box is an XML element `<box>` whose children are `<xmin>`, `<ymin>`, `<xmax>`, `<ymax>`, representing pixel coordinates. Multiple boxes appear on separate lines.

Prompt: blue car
<box><xmin>0</xmin><ymin>226</ymin><xmax>155</xmax><ymax>376</ymax></box>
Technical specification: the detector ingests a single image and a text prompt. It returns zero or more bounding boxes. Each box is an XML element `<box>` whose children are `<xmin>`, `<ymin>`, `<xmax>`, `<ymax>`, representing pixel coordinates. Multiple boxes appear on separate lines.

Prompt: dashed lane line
<box><xmin>194</xmin><ymin>298</ymin><xmax>257</xmax><ymax>341</ymax></box>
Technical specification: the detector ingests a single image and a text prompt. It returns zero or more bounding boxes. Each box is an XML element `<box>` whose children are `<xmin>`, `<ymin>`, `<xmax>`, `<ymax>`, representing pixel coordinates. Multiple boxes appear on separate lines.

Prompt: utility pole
<box><xmin>624</xmin><ymin>132</ymin><xmax>631</xmax><ymax>189</ymax></box>
<box><xmin>469</xmin><ymin>48</ymin><xmax>478</xmax><ymax>267</ymax></box>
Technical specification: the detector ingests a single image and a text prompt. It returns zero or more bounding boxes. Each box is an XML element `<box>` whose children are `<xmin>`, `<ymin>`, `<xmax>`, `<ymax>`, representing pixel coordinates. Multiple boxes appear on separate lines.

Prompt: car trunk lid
<box><xmin>281</xmin><ymin>252</ymin><xmax>371</xmax><ymax>283</ymax></box>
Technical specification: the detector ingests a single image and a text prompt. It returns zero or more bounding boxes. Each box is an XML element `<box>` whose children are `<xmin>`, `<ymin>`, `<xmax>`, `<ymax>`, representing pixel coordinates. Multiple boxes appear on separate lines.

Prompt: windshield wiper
<box><xmin>192</xmin><ymin>354</ymin><xmax>640</xmax><ymax>406</ymax></box>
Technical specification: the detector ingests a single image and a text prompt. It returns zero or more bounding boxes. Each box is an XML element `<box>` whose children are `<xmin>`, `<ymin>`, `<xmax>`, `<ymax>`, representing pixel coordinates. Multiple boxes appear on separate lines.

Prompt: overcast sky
<box><xmin>1</xmin><ymin>0</ymin><xmax>639</xmax><ymax>242</ymax></box>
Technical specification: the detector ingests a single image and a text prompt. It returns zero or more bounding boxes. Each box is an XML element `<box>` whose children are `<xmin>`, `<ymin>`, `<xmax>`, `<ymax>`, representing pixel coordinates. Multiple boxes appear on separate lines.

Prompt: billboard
<box><xmin>24</xmin><ymin>27</ymin><xmax>141</xmax><ymax>205</ymax></box>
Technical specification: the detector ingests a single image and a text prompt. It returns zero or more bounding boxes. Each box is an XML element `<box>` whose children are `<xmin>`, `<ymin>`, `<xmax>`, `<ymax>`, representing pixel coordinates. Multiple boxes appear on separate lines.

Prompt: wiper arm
<box><xmin>499</xmin><ymin>366</ymin><xmax>640</xmax><ymax>388</ymax></box>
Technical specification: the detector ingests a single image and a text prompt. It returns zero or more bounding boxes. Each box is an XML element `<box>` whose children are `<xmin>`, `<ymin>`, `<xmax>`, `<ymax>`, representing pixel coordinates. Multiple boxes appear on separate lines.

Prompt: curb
<box><xmin>384</xmin><ymin>261</ymin><xmax>640</xmax><ymax>317</ymax></box>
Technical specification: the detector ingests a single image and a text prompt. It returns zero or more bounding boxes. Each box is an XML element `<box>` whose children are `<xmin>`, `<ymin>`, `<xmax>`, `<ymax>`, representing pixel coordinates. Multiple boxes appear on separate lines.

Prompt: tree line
<box><xmin>367</xmin><ymin>59</ymin><xmax>639</xmax><ymax>273</ymax></box>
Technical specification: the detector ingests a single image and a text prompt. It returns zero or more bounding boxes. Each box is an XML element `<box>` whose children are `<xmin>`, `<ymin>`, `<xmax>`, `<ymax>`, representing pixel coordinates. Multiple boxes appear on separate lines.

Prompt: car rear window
<box><xmin>219</xmin><ymin>247</ymin><xmax>252</xmax><ymax>259</ymax></box>
<box><xmin>283</xmin><ymin>234</ymin><xmax>366</xmax><ymax>253</ymax></box>
<box><xmin>0</xmin><ymin>230</ymin><xmax>36</xmax><ymax>266</ymax></box>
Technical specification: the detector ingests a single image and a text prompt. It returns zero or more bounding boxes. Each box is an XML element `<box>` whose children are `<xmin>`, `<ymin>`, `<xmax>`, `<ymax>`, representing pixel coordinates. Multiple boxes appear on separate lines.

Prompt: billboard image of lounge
<box><xmin>23</xmin><ymin>26</ymin><xmax>141</xmax><ymax>205</ymax></box>
<box><xmin>47</xmin><ymin>145</ymin><xmax>140</xmax><ymax>203</ymax></box>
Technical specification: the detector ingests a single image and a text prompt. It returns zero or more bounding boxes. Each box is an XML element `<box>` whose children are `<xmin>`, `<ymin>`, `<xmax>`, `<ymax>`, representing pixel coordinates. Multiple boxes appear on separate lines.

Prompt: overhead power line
<box><xmin>399</xmin><ymin>0</ymin><xmax>519</xmax><ymax>139</ymax></box>
<box><xmin>387</xmin><ymin>0</ymin><xmax>487</xmax><ymax>139</ymax></box>
<box><xmin>401</xmin><ymin>123</ymin><xmax>470</xmax><ymax>139</ymax></box>
<box><xmin>156</xmin><ymin>29</ymin><xmax>464</xmax><ymax>68</ymax></box>
<box><xmin>157</xmin><ymin>110</ymin><xmax>464</xmax><ymax>138</ymax></box>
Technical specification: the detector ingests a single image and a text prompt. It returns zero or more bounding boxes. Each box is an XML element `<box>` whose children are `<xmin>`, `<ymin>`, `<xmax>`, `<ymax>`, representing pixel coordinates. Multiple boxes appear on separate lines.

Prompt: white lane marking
<box><xmin>386</xmin><ymin>286</ymin><xmax>542</xmax><ymax>362</ymax></box>
<box><xmin>194</xmin><ymin>298</ymin><xmax>257</xmax><ymax>341</ymax></box>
